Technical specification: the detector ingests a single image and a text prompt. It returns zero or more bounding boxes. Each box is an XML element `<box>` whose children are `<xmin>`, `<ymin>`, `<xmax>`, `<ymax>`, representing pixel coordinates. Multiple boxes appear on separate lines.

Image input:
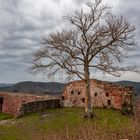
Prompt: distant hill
<box><xmin>0</xmin><ymin>81</ymin><xmax>66</xmax><ymax>95</ymax></box>
<box><xmin>113</xmin><ymin>81</ymin><xmax>140</xmax><ymax>96</ymax></box>
<box><xmin>0</xmin><ymin>83</ymin><xmax>13</xmax><ymax>88</ymax></box>
<box><xmin>0</xmin><ymin>80</ymin><xmax>139</xmax><ymax>96</ymax></box>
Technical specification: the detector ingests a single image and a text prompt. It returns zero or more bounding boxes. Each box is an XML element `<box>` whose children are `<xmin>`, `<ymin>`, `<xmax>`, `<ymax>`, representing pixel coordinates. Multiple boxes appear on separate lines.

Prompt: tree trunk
<box><xmin>85</xmin><ymin>77</ymin><xmax>92</xmax><ymax>115</ymax></box>
<box><xmin>84</xmin><ymin>65</ymin><xmax>95</xmax><ymax>118</ymax></box>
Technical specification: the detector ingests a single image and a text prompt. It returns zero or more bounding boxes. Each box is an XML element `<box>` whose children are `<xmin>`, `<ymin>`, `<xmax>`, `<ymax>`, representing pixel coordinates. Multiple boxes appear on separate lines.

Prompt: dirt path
<box><xmin>0</xmin><ymin>119</ymin><xmax>16</xmax><ymax>125</ymax></box>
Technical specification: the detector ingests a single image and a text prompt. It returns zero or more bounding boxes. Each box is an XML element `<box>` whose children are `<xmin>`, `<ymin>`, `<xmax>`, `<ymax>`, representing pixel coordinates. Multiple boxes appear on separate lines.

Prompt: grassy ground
<box><xmin>0</xmin><ymin>112</ymin><xmax>13</xmax><ymax>120</ymax></box>
<box><xmin>0</xmin><ymin>108</ymin><xmax>139</xmax><ymax>140</ymax></box>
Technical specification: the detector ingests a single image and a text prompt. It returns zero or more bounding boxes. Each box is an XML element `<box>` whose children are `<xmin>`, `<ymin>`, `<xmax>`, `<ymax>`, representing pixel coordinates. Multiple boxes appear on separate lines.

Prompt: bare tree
<box><xmin>31</xmin><ymin>0</ymin><xmax>136</xmax><ymax>118</ymax></box>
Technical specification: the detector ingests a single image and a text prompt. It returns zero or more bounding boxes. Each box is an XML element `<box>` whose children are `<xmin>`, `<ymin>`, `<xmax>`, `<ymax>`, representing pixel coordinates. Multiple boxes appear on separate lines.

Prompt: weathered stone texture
<box><xmin>62</xmin><ymin>79</ymin><xmax>133</xmax><ymax>109</ymax></box>
<box><xmin>0</xmin><ymin>79</ymin><xmax>134</xmax><ymax>117</ymax></box>
<box><xmin>18</xmin><ymin>99</ymin><xmax>60</xmax><ymax>117</ymax></box>
<box><xmin>0</xmin><ymin>92</ymin><xmax>60</xmax><ymax>116</ymax></box>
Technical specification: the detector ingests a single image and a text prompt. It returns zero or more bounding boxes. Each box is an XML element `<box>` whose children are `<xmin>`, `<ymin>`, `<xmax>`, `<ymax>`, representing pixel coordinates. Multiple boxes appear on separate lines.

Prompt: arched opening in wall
<box><xmin>71</xmin><ymin>91</ymin><xmax>74</xmax><ymax>94</ymax></box>
<box><xmin>106</xmin><ymin>93</ymin><xmax>109</xmax><ymax>97</ymax></box>
<box><xmin>94</xmin><ymin>92</ymin><xmax>97</xmax><ymax>96</ymax></box>
<box><xmin>107</xmin><ymin>100</ymin><xmax>111</xmax><ymax>106</ymax></box>
<box><xmin>78</xmin><ymin>91</ymin><xmax>81</xmax><ymax>95</ymax></box>
<box><xmin>0</xmin><ymin>97</ymin><xmax>3</xmax><ymax>112</ymax></box>
<box><xmin>62</xmin><ymin>96</ymin><xmax>65</xmax><ymax>100</ymax></box>
<box><xmin>82</xmin><ymin>98</ymin><xmax>85</xmax><ymax>103</ymax></box>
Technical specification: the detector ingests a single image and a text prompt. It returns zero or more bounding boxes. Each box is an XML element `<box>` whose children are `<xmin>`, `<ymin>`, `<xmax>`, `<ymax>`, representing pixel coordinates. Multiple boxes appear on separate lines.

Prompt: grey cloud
<box><xmin>0</xmin><ymin>0</ymin><xmax>85</xmax><ymax>83</ymax></box>
<box><xmin>73</xmin><ymin>0</ymin><xmax>85</xmax><ymax>5</ymax></box>
<box><xmin>111</xmin><ymin>0</ymin><xmax>140</xmax><ymax>72</ymax></box>
<box><xmin>0</xmin><ymin>0</ymin><xmax>140</xmax><ymax>83</ymax></box>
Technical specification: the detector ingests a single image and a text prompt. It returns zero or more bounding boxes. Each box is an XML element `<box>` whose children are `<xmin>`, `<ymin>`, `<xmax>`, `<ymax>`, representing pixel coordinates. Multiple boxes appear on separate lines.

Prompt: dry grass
<box><xmin>45</xmin><ymin>120</ymin><xmax>140</xmax><ymax>140</ymax></box>
<box><xmin>0</xmin><ymin>108</ymin><xmax>140</xmax><ymax>140</ymax></box>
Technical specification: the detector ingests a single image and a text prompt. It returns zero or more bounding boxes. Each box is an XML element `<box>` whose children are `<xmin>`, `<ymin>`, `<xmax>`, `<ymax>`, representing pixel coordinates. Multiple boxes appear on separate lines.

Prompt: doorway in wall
<box><xmin>107</xmin><ymin>100</ymin><xmax>111</xmax><ymax>106</ymax></box>
<box><xmin>0</xmin><ymin>97</ymin><xmax>3</xmax><ymax>112</ymax></box>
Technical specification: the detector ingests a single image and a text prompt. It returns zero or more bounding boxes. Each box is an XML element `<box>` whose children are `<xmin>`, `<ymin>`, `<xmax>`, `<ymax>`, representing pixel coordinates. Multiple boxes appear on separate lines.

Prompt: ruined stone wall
<box><xmin>17</xmin><ymin>99</ymin><xmax>60</xmax><ymax>117</ymax></box>
<box><xmin>0</xmin><ymin>79</ymin><xmax>133</xmax><ymax>116</ymax></box>
<box><xmin>62</xmin><ymin>79</ymin><xmax>133</xmax><ymax>109</ymax></box>
<box><xmin>0</xmin><ymin>92</ymin><xmax>60</xmax><ymax>116</ymax></box>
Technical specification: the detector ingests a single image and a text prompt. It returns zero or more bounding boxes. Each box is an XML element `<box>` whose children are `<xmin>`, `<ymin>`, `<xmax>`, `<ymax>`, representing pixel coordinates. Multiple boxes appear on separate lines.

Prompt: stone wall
<box><xmin>62</xmin><ymin>79</ymin><xmax>133</xmax><ymax>109</ymax></box>
<box><xmin>0</xmin><ymin>79</ymin><xmax>134</xmax><ymax>116</ymax></box>
<box><xmin>17</xmin><ymin>99</ymin><xmax>61</xmax><ymax>117</ymax></box>
<box><xmin>0</xmin><ymin>92</ymin><xmax>60</xmax><ymax>116</ymax></box>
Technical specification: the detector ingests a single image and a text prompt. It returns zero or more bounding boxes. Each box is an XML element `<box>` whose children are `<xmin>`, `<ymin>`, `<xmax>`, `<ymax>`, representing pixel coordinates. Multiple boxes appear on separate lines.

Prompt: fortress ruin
<box><xmin>0</xmin><ymin>92</ymin><xmax>60</xmax><ymax>117</ymax></box>
<box><xmin>0</xmin><ymin>79</ymin><xmax>134</xmax><ymax>117</ymax></box>
<box><xmin>62</xmin><ymin>79</ymin><xmax>133</xmax><ymax>109</ymax></box>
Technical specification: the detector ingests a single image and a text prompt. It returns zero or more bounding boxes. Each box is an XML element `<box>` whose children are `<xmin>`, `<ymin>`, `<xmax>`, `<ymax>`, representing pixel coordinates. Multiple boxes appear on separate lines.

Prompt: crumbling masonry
<box><xmin>0</xmin><ymin>79</ymin><xmax>134</xmax><ymax>117</ymax></box>
<box><xmin>62</xmin><ymin>79</ymin><xmax>133</xmax><ymax>109</ymax></box>
<box><xmin>0</xmin><ymin>92</ymin><xmax>60</xmax><ymax>117</ymax></box>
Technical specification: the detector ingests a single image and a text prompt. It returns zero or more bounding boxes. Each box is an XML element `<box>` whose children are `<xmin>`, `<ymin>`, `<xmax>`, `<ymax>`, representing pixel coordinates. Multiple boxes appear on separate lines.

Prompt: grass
<box><xmin>0</xmin><ymin>112</ymin><xmax>13</xmax><ymax>120</ymax></box>
<box><xmin>0</xmin><ymin>108</ymin><xmax>139</xmax><ymax>140</ymax></box>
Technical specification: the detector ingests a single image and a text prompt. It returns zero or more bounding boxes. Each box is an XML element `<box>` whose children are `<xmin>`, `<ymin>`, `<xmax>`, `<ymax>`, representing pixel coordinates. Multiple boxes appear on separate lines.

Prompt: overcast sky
<box><xmin>0</xmin><ymin>0</ymin><xmax>140</xmax><ymax>83</ymax></box>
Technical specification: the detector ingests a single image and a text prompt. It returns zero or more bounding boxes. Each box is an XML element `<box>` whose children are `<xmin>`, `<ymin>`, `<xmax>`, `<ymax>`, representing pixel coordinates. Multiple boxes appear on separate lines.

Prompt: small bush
<box><xmin>121</xmin><ymin>102</ymin><xmax>134</xmax><ymax>116</ymax></box>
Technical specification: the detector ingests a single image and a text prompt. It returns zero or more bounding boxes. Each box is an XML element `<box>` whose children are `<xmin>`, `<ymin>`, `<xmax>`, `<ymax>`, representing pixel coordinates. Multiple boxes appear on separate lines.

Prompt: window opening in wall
<box><xmin>82</xmin><ymin>98</ymin><xmax>85</xmax><ymax>103</ymax></box>
<box><xmin>106</xmin><ymin>93</ymin><xmax>109</xmax><ymax>97</ymax></box>
<box><xmin>0</xmin><ymin>97</ymin><xmax>3</xmax><ymax>112</ymax></box>
<box><xmin>71</xmin><ymin>91</ymin><xmax>74</xmax><ymax>94</ymax></box>
<box><xmin>94</xmin><ymin>92</ymin><xmax>97</xmax><ymax>96</ymax></box>
<box><xmin>78</xmin><ymin>91</ymin><xmax>81</xmax><ymax>95</ymax></box>
<box><xmin>107</xmin><ymin>100</ymin><xmax>111</xmax><ymax>106</ymax></box>
<box><xmin>62</xmin><ymin>96</ymin><xmax>65</xmax><ymax>100</ymax></box>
